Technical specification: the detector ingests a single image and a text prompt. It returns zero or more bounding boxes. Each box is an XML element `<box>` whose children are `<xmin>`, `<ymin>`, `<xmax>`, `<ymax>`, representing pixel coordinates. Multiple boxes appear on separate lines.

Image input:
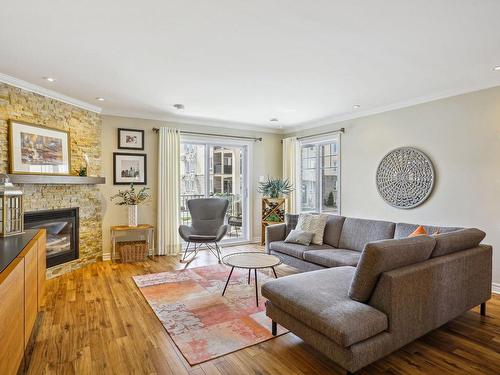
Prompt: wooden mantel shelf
<box><xmin>7</xmin><ymin>174</ymin><xmax>106</xmax><ymax>185</ymax></box>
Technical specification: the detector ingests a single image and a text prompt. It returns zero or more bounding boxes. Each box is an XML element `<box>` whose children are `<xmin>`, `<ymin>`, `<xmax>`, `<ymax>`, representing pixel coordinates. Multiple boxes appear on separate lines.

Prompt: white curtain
<box><xmin>283</xmin><ymin>137</ymin><xmax>298</xmax><ymax>214</ymax></box>
<box><xmin>157</xmin><ymin>127</ymin><xmax>182</xmax><ymax>255</ymax></box>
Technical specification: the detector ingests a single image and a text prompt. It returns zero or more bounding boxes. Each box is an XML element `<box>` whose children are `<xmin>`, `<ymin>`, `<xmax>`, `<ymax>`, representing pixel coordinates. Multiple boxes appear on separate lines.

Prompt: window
<box><xmin>299</xmin><ymin>136</ymin><xmax>340</xmax><ymax>214</ymax></box>
<box><xmin>180</xmin><ymin>140</ymin><xmax>250</xmax><ymax>242</ymax></box>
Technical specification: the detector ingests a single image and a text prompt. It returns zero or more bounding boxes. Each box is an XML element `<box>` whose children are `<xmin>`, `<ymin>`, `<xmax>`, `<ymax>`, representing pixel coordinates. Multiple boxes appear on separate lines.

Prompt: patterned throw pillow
<box><xmin>284</xmin><ymin>229</ymin><xmax>315</xmax><ymax>246</ymax></box>
<box><xmin>295</xmin><ymin>213</ymin><xmax>329</xmax><ymax>245</ymax></box>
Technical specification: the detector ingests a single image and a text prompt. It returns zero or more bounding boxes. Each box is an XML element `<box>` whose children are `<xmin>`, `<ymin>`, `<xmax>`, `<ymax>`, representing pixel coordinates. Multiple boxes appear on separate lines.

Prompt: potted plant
<box><xmin>257</xmin><ymin>177</ymin><xmax>293</xmax><ymax>199</ymax></box>
<box><xmin>111</xmin><ymin>183</ymin><xmax>151</xmax><ymax>227</ymax></box>
<box><xmin>258</xmin><ymin>178</ymin><xmax>294</xmax><ymax>240</ymax></box>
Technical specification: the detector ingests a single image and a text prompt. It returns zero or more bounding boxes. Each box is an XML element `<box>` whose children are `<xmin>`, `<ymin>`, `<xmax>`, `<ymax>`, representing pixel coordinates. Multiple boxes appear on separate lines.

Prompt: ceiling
<box><xmin>1</xmin><ymin>0</ymin><xmax>500</xmax><ymax>132</ymax></box>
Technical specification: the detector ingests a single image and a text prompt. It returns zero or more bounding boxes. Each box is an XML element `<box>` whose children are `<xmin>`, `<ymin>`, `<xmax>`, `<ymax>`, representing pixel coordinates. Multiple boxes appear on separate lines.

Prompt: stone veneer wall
<box><xmin>0</xmin><ymin>83</ymin><xmax>102</xmax><ymax>278</ymax></box>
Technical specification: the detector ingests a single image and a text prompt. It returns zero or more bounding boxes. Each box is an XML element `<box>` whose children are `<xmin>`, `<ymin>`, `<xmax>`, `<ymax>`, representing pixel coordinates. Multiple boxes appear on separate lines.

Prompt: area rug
<box><xmin>132</xmin><ymin>264</ymin><xmax>287</xmax><ymax>365</ymax></box>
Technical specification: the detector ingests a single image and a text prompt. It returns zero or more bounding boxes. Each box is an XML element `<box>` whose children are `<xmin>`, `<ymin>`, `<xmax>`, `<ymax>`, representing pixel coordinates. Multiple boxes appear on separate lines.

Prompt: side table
<box><xmin>111</xmin><ymin>224</ymin><xmax>155</xmax><ymax>262</ymax></box>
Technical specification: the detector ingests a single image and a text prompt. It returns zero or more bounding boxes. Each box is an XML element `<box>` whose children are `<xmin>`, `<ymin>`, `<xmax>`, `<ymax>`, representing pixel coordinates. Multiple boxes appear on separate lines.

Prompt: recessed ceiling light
<box><xmin>43</xmin><ymin>77</ymin><xmax>56</xmax><ymax>82</ymax></box>
<box><xmin>269</xmin><ymin>118</ymin><xmax>279</xmax><ymax>122</ymax></box>
<box><xmin>96</xmin><ymin>97</ymin><xmax>105</xmax><ymax>101</ymax></box>
<box><xmin>173</xmin><ymin>104</ymin><xmax>185</xmax><ymax>110</ymax></box>
<box><xmin>494</xmin><ymin>66</ymin><xmax>500</xmax><ymax>71</ymax></box>
<box><xmin>353</xmin><ymin>104</ymin><xmax>361</xmax><ymax>109</ymax></box>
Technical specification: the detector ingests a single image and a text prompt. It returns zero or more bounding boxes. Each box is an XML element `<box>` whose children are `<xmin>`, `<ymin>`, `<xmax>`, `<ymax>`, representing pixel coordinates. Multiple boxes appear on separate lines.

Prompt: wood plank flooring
<box><xmin>26</xmin><ymin>244</ymin><xmax>500</xmax><ymax>374</ymax></box>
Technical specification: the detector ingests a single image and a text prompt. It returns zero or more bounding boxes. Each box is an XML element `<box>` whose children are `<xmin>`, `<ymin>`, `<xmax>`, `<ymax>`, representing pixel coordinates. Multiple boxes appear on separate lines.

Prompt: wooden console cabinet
<box><xmin>0</xmin><ymin>229</ymin><xmax>46</xmax><ymax>375</ymax></box>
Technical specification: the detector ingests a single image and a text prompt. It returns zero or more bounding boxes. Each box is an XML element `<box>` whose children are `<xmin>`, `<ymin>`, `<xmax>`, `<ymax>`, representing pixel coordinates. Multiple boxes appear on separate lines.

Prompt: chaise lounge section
<box><xmin>262</xmin><ymin>215</ymin><xmax>491</xmax><ymax>373</ymax></box>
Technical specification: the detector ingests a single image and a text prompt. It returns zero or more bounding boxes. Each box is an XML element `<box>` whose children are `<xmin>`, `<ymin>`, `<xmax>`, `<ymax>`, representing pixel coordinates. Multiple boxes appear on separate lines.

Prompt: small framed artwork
<box><xmin>118</xmin><ymin>128</ymin><xmax>144</xmax><ymax>150</ymax></box>
<box><xmin>8</xmin><ymin>120</ymin><xmax>71</xmax><ymax>175</ymax></box>
<box><xmin>113</xmin><ymin>153</ymin><xmax>147</xmax><ymax>185</ymax></box>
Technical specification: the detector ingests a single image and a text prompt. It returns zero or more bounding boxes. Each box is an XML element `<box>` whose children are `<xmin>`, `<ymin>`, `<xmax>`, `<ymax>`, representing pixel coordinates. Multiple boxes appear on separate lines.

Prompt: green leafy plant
<box><xmin>266</xmin><ymin>213</ymin><xmax>282</xmax><ymax>222</ymax></box>
<box><xmin>111</xmin><ymin>183</ymin><xmax>151</xmax><ymax>206</ymax></box>
<box><xmin>257</xmin><ymin>177</ymin><xmax>293</xmax><ymax>198</ymax></box>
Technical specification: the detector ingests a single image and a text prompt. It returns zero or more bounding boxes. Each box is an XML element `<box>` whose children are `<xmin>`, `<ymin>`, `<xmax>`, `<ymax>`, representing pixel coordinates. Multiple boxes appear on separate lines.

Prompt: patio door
<box><xmin>180</xmin><ymin>139</ymin><xmax>249</xmax><ymax>243</ymax></box>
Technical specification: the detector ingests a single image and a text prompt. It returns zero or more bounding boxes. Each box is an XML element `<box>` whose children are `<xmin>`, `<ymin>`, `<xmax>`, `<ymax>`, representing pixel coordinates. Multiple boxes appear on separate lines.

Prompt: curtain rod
<box><xmin>152</xmin><ymin>127</ymin><xmax>262</xmax><ymax>142</ymax></box>
<box><xmin>281</xmin><ymin>127</ymin><xmax>345</xmax><ymax>143</ymax></box>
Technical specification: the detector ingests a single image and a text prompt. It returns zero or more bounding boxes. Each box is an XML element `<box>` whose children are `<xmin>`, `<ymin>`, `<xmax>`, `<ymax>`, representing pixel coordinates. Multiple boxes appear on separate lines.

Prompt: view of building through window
<box><xmin>180</xmin><ymin>143</ymin><xmax>246</xmax><ymax>240</ymax></box>
<box><xmin>300</xmin><ymin>138</ymin><xmax>339</xmax><ymax>214</ymax></box>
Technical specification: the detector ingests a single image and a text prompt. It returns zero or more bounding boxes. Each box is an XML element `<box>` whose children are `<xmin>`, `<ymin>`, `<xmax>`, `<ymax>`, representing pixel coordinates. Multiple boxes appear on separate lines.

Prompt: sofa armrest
<box><xmin>265</xmin><ymin>223</ymin><xmax>287</xmax><ymax>253</ymax></box>
<box><xmin>369</xmin><ymin>245</ymin><xmax>492</xmax><ymax>345</ymax></box>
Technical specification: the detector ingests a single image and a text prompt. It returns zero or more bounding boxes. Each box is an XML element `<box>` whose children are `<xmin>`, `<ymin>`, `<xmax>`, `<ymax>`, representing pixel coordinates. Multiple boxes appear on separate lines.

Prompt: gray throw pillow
<box><xmin>284</xmin><ymin>229</ymin><xmax>315</xmax><ymax>246</ymax></box>
<box><xmin>348</xmin><ymin>235</ymin><xmax>436</xmax><ymax>302</ymax></box>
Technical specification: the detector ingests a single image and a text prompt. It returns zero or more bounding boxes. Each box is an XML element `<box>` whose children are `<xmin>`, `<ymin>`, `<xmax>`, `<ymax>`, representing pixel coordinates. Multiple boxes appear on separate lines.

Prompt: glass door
<box><xmin>180</xmin><ymin>140</ymin><xmax>249</xmax><ymax>242</ymax></box>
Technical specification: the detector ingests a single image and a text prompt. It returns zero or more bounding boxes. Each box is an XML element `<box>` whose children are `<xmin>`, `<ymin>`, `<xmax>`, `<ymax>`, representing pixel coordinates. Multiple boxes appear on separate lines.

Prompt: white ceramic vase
<box><xmin>128</xmin><ymin>205</ymin><xmax>138</xmax><ymax>227</ymax></box>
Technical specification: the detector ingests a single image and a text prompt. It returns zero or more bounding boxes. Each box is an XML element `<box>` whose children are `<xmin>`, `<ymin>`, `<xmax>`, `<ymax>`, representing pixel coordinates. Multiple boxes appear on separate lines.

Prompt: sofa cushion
<box><xmin>339</xmin><ymin>218</ymin><xmax>396</xmax><ymax>251</ymax></box>
<box><xmin>262</xmin><ymin>267</ymin><xmax>388</xmax><ymax>347</ymax></box>
<box><xmin>348</xmin><ymin>236</ymin><xmax>436</xmax><ymax>302</ymax></box>
<box><xmin>431</xmin><ymin>228</ymin><xmax>486</xmax><ymax>258</ymax></box>
<box><xmin>322</xmin><ymin>215</ymin><xmax>346</xmax><ymax>248</ymax></box>
<box><xmin>304</xmin><ymin>249</ymin><xmax>361</xmax><ymax>268</ymax></box>
<box><xmin>284</xmin><ymin>229</ymin><xmax>314</xmax><ymax>246</ymax></box>
<box><xmin>296</xmin><ymin>213</ymin><xmax>329</xmax><ymax>245</ymax></box>
<box><xmin>268</xmin><ymin>241</ymin><xmax>333</xmax><ymax>259</ymax></box>
<box><xmin>394</xmin><ymin>222</ymin><xmax>462</xmax><ymax>239</ymax></box>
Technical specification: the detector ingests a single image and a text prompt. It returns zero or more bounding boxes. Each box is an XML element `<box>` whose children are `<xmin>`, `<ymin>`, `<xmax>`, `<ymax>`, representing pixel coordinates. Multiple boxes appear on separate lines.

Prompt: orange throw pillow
<box><xmin>408</xmin><ymin>225</ymin><xmax>428</xmax><ymax>237</ymax></box>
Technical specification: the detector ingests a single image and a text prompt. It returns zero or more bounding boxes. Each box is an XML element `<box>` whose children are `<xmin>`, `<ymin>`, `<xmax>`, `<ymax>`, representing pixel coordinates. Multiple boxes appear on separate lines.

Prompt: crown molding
<box><xmin>286</xmin><ymin>82</ymin><xmax>500</xmax><ymax>134</ymax></box>
<box><xmin>102</xmin><ymin>110</ymin><xmax>284</xmax><ymax>134</ymax></box>
<box><xmin>0</xmin><ymin>73</ymin><xmax>102</xmax><ymax>113</ymax></box>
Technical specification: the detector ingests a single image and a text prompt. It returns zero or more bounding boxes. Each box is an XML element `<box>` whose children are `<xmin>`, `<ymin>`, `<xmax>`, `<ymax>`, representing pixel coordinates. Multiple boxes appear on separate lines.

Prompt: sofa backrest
<box><xmin>285</xmin><ymin>214</ymin><xmax>299</xmax><ymax>236</ymax></box>
<box><xmin>339</xmin><ymin>217</ymin><xmax>395</xmax><ymax>251</ymax></box>
<box><xmin>432</xmin><ymin>228</ymin><xmax>486</xmax><ymax>258</ymax></box>
<box><xmin>323</xmin><ymin>215</ymin><xmax>346</xmax><ymax>247</ymax></box>
<box><xmin>348</xmin><ymin>235</ymin><xmax>437</xmax><ymax>302</ymax></box>
<box><xmin>394</xmin><ymin>222</ymin><xmax>462</xmax><ymax>239</ymax></box>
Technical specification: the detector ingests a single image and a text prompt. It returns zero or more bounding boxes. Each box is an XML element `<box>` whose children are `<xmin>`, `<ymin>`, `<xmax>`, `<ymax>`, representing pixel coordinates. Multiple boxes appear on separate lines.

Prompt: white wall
<box><xmin>100</xmin><ymin>115</ymin><xmax>282</xmax><ymax>256</ymax></box>
<box><xmin>287</xmin><ymin>86</ymin><xmax>500</xmax><ymax>284</ymax></box>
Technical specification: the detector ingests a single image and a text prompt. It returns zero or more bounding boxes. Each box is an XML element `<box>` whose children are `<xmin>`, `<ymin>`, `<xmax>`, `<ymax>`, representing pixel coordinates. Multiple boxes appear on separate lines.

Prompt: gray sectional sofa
<box><xmin>263</xmin><ymin>215</ymin><xmax>491</xmax><ymax>374</ymax></box>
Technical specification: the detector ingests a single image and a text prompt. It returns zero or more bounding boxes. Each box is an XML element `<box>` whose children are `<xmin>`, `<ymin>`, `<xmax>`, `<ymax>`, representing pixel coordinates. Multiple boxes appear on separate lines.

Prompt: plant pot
<box><xmin>128</xmin><ymin>205</ymin><xmax>138</xmax><ymax>227</ymax></box>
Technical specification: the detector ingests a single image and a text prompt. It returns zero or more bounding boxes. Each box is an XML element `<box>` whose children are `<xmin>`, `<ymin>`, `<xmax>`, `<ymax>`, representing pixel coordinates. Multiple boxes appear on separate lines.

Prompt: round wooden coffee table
<box><xmin>221</xmin><ymin>252</ymin><xmax>282</xmax><ymax>306</ymax></box>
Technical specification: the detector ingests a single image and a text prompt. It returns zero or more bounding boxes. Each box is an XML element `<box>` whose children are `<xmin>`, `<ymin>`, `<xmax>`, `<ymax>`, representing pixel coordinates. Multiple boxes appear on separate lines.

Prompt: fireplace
<box><xmin>24</xmin><ymin>208</ymin><xmax>79</xmax><ymax>268</ymax></box>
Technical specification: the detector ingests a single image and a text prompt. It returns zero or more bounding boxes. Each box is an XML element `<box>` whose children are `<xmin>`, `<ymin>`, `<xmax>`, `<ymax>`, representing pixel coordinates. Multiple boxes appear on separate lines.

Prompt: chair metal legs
<box><xmin>180</xmin><ymin>241</ymin><xmax>222</xmax><ymax>263</ymax></box>
<box><xmin>205</xmin><ymin>242</ymin><xmax>222</xmax><ymax>263</ymax></box>
<box><xmin>181</xmin><ymin>242</ymin><xmax>199</xmax><ymax>263</ymax></box>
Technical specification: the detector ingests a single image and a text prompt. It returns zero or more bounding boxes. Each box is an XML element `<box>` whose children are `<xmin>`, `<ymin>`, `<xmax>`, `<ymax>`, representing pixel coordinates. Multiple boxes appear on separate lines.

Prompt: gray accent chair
<box><xmin>263</xmin><ymin>214</ymin><xmax>491</xmax><ymax>374</ymax></box>
<box><xmin>178</xmin><ymin>198</ymin><xmax>230</xmax><ymax>263</ymax></box>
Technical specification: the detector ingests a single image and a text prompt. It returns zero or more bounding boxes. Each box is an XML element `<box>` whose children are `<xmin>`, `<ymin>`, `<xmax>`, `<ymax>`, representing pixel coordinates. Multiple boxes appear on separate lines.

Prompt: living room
<box><xmin>0</xmin><ymin>1</ymin><xmax>499</xmax><ymax>374</ymax></box>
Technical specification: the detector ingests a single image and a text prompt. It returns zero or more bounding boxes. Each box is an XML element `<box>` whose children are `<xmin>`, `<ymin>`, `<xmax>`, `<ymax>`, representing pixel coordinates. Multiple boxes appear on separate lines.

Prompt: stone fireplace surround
<box><xmin>0</xmin><ymin>83</ymin><xmax>103</xmax><ymax>278</ymax></box>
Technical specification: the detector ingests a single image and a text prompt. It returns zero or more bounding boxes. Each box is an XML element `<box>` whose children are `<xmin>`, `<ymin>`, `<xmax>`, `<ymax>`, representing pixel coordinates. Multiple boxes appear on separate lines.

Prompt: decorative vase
<box><xmin>128</xmin><ymin>205</ymin><xmax>138</xmax><ymax>227</ymax></box>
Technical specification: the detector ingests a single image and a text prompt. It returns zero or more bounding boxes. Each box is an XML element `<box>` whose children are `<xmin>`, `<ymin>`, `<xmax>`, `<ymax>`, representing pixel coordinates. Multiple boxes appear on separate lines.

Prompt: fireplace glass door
<box><xmin>24</xmin><ymin>208</ymin><xmax>79</xmax><ymax>267</ymax></box>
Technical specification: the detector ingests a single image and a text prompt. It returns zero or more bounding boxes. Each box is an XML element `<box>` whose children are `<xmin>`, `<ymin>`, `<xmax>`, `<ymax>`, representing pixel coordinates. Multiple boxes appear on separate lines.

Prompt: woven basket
<box><xmin>117</xmin><ymin>240</ymin><xmax>148</xmax><ymax>262</ymax></box>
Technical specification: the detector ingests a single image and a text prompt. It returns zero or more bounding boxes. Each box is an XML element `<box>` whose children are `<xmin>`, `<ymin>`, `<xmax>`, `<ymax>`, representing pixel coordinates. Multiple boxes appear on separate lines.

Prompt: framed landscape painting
<box><xmin>113</xmin><ymin>152</ymin><xmax>147</xmax><ymax>185</ymax></box>
<box><xmin>9</xmin><ymin>120</ymin><xmax>71</xmax><ymax>175</ymax></box>
<box><xmin>118</xmin><ymin>128</ymin><xmax>144</xmax><ymax>150</ymax></box>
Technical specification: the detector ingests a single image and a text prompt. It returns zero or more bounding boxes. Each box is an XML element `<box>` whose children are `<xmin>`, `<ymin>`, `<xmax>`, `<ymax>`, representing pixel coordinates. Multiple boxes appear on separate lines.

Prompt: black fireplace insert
<box><xmin>24</xmin><ymin>207</ymin><xmax>79</xmax><ymax>268</ymax></box>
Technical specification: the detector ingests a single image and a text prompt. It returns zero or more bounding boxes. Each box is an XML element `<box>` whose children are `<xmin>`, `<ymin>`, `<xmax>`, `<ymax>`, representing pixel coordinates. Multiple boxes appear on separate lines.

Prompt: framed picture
<box><xmin>8</xmin><ymin>120</ymin><xmax>71</xmax><ymax>175</ymax></box>
<box><xmin>118</xmin><ymin>128</ymin><xmax>144</xmax><ymax>150</ymax></box>
<box><xmin>113</xmin><ymin>153</ymin><xmax>147</xmax><ymax>185</ymax></box>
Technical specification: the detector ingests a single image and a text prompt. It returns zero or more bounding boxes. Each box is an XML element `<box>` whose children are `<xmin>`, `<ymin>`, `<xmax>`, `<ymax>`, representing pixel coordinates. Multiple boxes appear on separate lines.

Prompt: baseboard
<box><xmin>251</xmin><ymin>236</ymin><xmax>261</xmax><ymax>244</ymax></box>
<box><xmin>492</xmin><ymin>283</ymin><xmax>500</xmax><ymax>295</ymax></box>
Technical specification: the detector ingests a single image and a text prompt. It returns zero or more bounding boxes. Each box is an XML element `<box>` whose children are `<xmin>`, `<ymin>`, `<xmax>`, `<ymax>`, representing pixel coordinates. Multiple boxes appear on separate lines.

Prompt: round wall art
<box><xmin>376</xmin><ymin>147</ymin><xmax>435</xmax><ymax>209</ymax></box>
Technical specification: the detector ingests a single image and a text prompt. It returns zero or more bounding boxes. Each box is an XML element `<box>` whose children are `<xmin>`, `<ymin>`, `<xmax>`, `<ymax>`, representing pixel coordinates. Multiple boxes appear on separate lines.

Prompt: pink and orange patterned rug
<box><xmin>133</xmin><ymin>264</ymin><xmax>287</xmax><ymax>365</ymax></box>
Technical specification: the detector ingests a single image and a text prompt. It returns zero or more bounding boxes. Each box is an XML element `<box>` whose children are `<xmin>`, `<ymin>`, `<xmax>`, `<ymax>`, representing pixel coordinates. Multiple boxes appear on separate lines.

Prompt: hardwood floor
<box><xmin>27</xmin><ymin>244</ymin><xmax>500</xmax><ymax>375</ymax></box>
